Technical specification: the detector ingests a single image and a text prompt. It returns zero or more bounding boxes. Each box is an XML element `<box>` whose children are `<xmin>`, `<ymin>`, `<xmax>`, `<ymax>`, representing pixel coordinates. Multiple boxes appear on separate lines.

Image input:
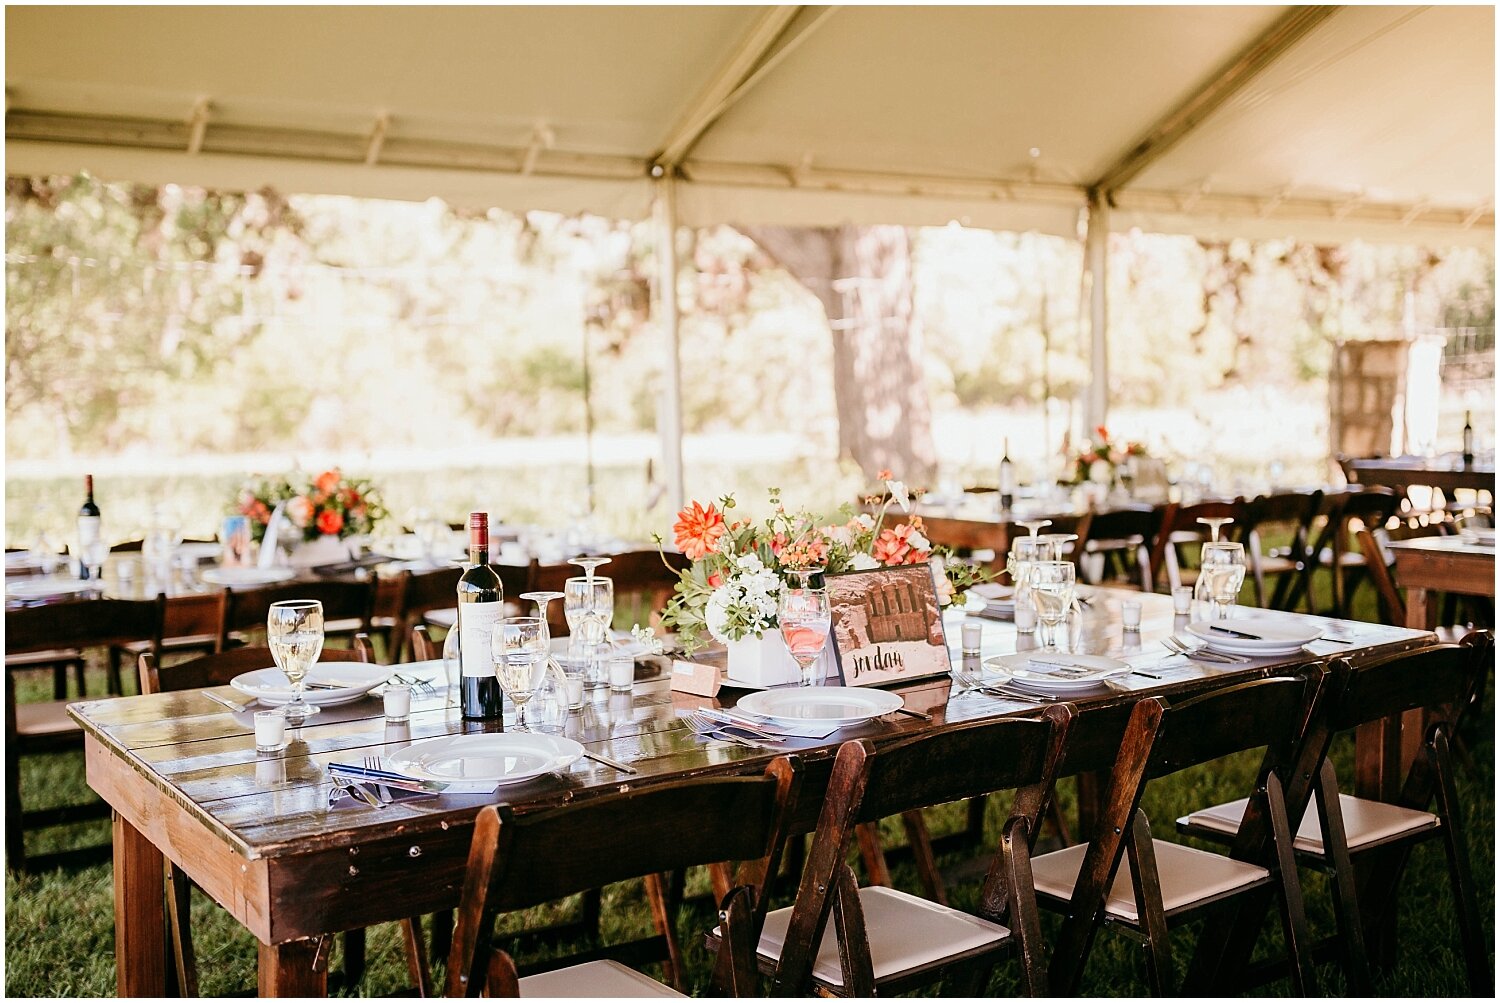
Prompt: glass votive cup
<box><xmin>1014</xmin><ymin>598</ymin><xmax>1038</xmax><ymax>633</ymax></box>
<box><xmin>1121</xmin><ymin>601</ymin><xmax>1142</xmax><ymax>632</ymax></box>
<box><xmin>383</xmin><ymin>684</ymin><xmax>411</xmax><ymax>723</ymax></box>
<box><xmin>254</xmin><ymin>710</ymin><xmax>287</xmax><ymax>753</ymax></box>
<box><xmin>1172</xmin><ymin>586</ymin><xmax>1193</xmax><ymax>616</ymax></box>
<box><xmin>961</xmin><ymin>621</ymin><xmax>983</xmax><ymax>655</ymax></box>
<box><xmin>609</xmin><ymin>652</ymin><xmax>634</xmax><ymax>693</ymax></box>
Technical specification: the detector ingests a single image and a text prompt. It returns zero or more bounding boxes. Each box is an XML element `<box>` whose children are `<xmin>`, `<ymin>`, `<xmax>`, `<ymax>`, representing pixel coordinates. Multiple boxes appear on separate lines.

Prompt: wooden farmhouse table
<box><xmin>1345</xmin><ymin>455</ymin><xmax>1496</xmax><ymax>497</ymax></box>
<box><xmin>1386</xmin><ymin>536</ymin><xmax>1496</xmax><ymax>631</ymax></box>
<box><xmin>72</xmin><ymin>591</ymin><xmax>1434</xmax><ymax>996</ymax></box>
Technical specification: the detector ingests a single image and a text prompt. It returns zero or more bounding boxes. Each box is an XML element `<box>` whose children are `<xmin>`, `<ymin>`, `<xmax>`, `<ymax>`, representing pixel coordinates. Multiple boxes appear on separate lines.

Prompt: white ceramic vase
<box><xmin>725</xmin><ymin>631</ymin><xmax>802</xmax><ymax>688</ymax></box>
<box><xmin>288</xmin><ymin>534</ymin><xmax>350</xmax><ymax>569</ymax></box>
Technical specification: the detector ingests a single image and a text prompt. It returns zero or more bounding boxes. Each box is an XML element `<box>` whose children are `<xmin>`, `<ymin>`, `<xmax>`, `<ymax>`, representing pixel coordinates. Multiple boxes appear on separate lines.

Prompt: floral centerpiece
<box><xmin>1068</xmin><ymin>425</ymin><xmax>1148</xmax><ymax>485</ymax></box>
<box><xmin>235</xmin><ymin>469</ymin><xmax>386</xmax><ymax>544</ymax></box>
<box><xmin>658</xmin><ymin>472</ymin><xmax>986</xmax><ymax>656</ymax></box>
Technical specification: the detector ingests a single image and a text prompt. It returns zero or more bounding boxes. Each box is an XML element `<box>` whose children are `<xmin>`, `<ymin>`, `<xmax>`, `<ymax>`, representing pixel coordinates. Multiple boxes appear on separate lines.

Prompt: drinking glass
<box><xmin>1029</xmin><ymin>561</ymin><xmax>1076</xmax><ymax>650</ymax></box>
<box><xmin>1035</xmin><ymin>533</ymin><xmax>1078</xmax><ymax>563</ymax></box>
<box><xmin>1196</xmin><ymin>517</ymin><xmax>1234</xmax><ymax>543</ymax></box>
<box><xmin>1009</xmin><ymin>537</ymin><xmax>1047</xmax><ymax>634</ymax></box>
<box><xmin>493</xmin><ymin>616</ymin><xmax>549</xmax><ymax>730</ymax></box>
<box><xmin>1016</xmin><ymin>519</ymin><xmax>1052</xmax><ymax>539</ymax></box>
<box><xmin>564</xmin><ymin>575</ymin><xmax>614</xmax><ymax>689</ymax></box>
<box><xmin>1197</xmin><ymin>542</ymin><xmax>1247</xmax><ymax>620</ymax></box>
<box><xmin>142</xmin><ymin>521</ymin><xmax>181</xmax><ymax>583</ymax></box>
<box><xmin>779</xmin><ymin>572</ymin><xmax>831</xmax><ymax>687</ymax></box>
<box><xmin>267</xmin><ymin>600</ymin><xmax>325</xmax><ymax>723</ymax></box>
<box><xmin>29</xmin><ymin>527</ymin><xmax>61</xmax><ymax>576</ymax></box>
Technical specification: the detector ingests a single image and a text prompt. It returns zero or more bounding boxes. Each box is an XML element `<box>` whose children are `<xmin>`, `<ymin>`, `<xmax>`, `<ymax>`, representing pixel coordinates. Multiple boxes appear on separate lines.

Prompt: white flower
<box><xmin>885</xmin><ymin>479</ymin><xmax>911</xmax><ymax>513</ymax></box>
<box><xmin>704</xmin><ymin>587</ymin><xmax>734</xmax><ymax>644</ymax></box>
<box><xmin>734</xmin><ymin>552</ymin><xmax>766</xmax><ymax>574</ymax></box>
<box><xmin>1088</xmin><ymin>459</ymin><xmax>1113</xmax><ymax>484</ymax></box>
<box><xmin>855</xmin><ymin>513</ymin><xmax>875</xmax><ymax>531</ymax></box>
<box><xmin>907</xmin><ymin>528</ymin><xmax>930</xmax><ymax>551</ymax></box>
<box><xmin>849</xmin><ymin>552</ymin><xmax>880</xmax><ymax>571</ymax></box>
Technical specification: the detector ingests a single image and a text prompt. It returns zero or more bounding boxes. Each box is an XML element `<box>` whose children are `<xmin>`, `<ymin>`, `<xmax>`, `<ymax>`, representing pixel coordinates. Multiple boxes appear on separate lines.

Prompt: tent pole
<box><xmin>1084</xmin><ymin>193</ymin><xmax>1109</xmax><ymax>431</ymax></box>
<box><xmin>655</xmin><ymin>174</ymin><xmax>687</xmax><ymax>511</ymax></box>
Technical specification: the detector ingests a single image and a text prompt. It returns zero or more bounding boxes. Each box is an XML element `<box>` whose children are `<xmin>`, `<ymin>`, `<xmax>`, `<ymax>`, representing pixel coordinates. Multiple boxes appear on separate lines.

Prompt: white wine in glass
<box><xmin>1029</xmin><ymin>562</ymin><xmax>1076</xmax><ymax>650</ymax></box>
<box><xmin>267</xmin><ymin>600</ymin><xmax>325</xmax><ymax>723</ymax></box>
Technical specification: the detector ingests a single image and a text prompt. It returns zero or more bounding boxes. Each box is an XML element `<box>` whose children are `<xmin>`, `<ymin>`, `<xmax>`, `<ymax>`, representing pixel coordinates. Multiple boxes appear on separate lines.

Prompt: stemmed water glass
<box><xmin>1009</xmin><ymin>537</ymin><xmax>1048</xmax><ymax>634</ymax></box>
<box><xmin>778</xmin><ymin>570</ymin><xmax>831</xmax><ymax>687</ymax></box>
<box><xmin>1029</xmin><ymin>561</ymin><xmax>1076</xmax><ymax>650</ymax></box>
<box><xmin>1016</xmin><ymin>518</ymin><xmax>1052</xmax><ymax>540</ymax></box>
<box><xmin>1035</xmin><ymin>533</ymin><xmax>1079</xmax><ymax>563</ymax></box>
<box><xmin>565</xmin><ymin>574</ymin><xmax>614</xmax><ymax>689</ymax></box>
<box><xmin>267</xmin><ymin>600</ymin><xmax>324</xmax><ymax>724</ymax></box>
<box><xmin>493</xmin><ymin>616</ymin><xmax>549</xmax><ymax>730</ymax></box>
<box><xmin>1197</xmin><ymin>517</ymin><xmax>1234</xmax><ymax>543</ymax></box>
<box><xmin>1196</xmin><ymin>542</ymin><xmax>1246</xmax><ymax>620</ymax></box>
<box><xmin>522</xmin><ymin>590</ymin><xmax>571</xmax><ymax>718</ymax></box>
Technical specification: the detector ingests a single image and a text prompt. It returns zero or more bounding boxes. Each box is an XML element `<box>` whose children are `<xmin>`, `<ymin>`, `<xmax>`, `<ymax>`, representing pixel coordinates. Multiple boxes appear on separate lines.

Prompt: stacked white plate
<box><xmin>5</xmin><ymin>577</ymin><xmax>100</xmax><ymax>600</ymax></box>
<box><xmin>1184</xmin><ymin>620</ymin><xmax>1321</xmax><ymax>657</ymax></box>
<box><xmin>384</xmin><ymin>732</ymin><xmax>584</xmax><ymax>785</ymax></box>
<box><xmin>230</xmin><ymin>662</ymin><xmax>390</xmax><ymax>707</ymax></box>
<box><xmin>1460</xmin><ymin>527</ymin><xmax>1497</xmax><ymax>547</ymax></box>
<box><xmin>981</xmin><ymin>652</ymin><xmax>1131</xmax><ymax>693</ymax></box>
<box><xmin>201</xmin><ymin>566</ymin><xmax>296</xmax><ymax>586</ymax></box>
<box><xmin>735</xmin><ymin>686</ymin><xmax>903</xmax><ymax>725</ymax></box>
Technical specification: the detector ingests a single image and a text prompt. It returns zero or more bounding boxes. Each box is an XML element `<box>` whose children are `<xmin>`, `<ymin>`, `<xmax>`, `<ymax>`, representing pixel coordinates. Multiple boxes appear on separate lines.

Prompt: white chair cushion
<box><xmin>756</xmin><ymin>885</ymin><xmax>1010</xmax><ymax>988</ymax></box>
<box><xmin>1180</xmin><ymin>793</ymin><xmax>1438</xmax><ymax>854</ymax></box>
<box><xmin>1030</xmin><ymin>840</ymin><xmax>1268</xmax><ymax>923</ymax></box>
<box><xmin>518</xmin><ymin>960</ymin><xmax>682</xmax><ymax>998</ymax></box>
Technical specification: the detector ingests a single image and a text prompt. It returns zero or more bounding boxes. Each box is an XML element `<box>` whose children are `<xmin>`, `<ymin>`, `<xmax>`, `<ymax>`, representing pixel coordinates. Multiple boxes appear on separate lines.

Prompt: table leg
<box><xmin>113</xmin><ymin>811</ymin><xmax>169</xmax><ymax>997</ymax></box>
<box><xmin>258</xmin><ymin>938</ymin><xmax>329</xmax><ymax>997</ymax></box>
<box><xmin>1405</xmin><ymin>584</ymin><xmax>1432</xmax><ymax>632</ymax></box>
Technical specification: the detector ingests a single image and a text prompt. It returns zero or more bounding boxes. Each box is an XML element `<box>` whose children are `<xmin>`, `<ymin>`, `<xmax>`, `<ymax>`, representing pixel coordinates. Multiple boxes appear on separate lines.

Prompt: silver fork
<box><xmin>1164</xmin><ymin>636</ymin><xmax>1246</xmax><ymax>664</ymax></box>
<box><xmin>685</xmin><ymin>712</ymin><xmax>756</xmax><ymax>747</ymax></box>
<box><xmin>363</xmin><ymin>756</ymin><xmax>394</xmax><ymax>803</ymax></box>
<box><xmin>390</xmin><ymin>673</ymin><xmax>436</xmax><ymax>695</ymax></box>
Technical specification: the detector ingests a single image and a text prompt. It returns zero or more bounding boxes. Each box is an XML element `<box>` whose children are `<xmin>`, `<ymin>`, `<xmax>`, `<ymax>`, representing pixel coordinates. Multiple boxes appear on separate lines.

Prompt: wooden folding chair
<box><xmin>5</xmin><ymin>596</ymin><xmax>165</xmax><ymax>871</ymax></box>
<box><xmin>1148</xmin><ymin>498</ymin><xmax>1248</xmax><ymax>594</ymax></box>
<box><xmin>137</xmin><ymin>636</ymin><xmax>415</xmax><ymax>996</ymax></box>
<box><xmin>1179</xmin><ymin>634</ymin><xmax>1494</xmax><ymax>995</ymax></box>
<box><xmin>731</xmin><ymin>706</ymin><xmax>1074</xmax><ymax>997</ymax></box>
<box><xmin>218</xmin><ymin>578</ymin><xmax>375</xmax><ymax>651</ymax></box>
<box><xmin>1286</xmin><ymin>487</ymin><xmax>1401</xmax><ymax>618</ymax></box>
<box><xmin>445</xmin><ymin>758</ymin><xmax>801</xmax><ymax>997</ymax></box>
<box><xmin>1076</xmin><ymin>504</ymin><xmax>1159</xmax><ymax>592</ymax></box>
<box><xmin>1033</xmin><ymin>670</ymin><xmax>1327</xmax><ymax>995</ymax></box>
<box><xmin>388</xmin><ymin>564</ymin><xmax>462</xmax><ymax>661</ymax></box>
<box><xmin>1241</xmin><ymin>489</ymin><xmax>1324</xmax><ymax>610</ymax></box>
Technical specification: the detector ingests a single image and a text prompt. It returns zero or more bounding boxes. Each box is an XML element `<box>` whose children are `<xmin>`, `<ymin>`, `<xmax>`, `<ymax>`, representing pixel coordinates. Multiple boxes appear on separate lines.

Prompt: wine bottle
<box><xmin>1462</xmin><ymin>410</ymin><xmax>1474</xmax><ymax>466</ymax></box>
<box><xmin>457</xmin><ymin>512</ymin><xmax>505</xmax><ymax>721</ymax></box>
<box><xmin>77</xmin><ymin>474</ymin><xmax>102</xmax><ymax>579</ymax></box>
<box><xmin>998</xmin><ymin>438</ymin><xmax>1015</xmax><ymax>513</ymax></box>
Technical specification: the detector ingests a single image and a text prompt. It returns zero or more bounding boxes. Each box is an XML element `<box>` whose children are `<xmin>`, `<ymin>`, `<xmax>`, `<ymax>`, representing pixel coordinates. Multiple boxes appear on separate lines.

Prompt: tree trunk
<box><xmin>741</xmin><ymin>224</ymin><xmax>937</xmax><ymax>484</ymax></box>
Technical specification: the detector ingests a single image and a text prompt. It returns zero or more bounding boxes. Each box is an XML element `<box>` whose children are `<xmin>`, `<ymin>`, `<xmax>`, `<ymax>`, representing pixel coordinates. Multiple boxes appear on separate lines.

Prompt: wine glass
<box><xmin>1029</xmin><ymin>561</ymin><xmax>1076</xmax><ymax>650</ymax></box>
<box><xmin>779</xmin><ymin>571</ymin><xmax>831</xmax><ymax>687</ymax></box>
<box><xmin>493</xmin><ymin>617</ymin><xmax>549</xmax><ymax>730</ymax></box>
<box><xmin>1196</xmin><ymin>517</ymin><xmax>1234</xmax><ymax>543</ymax></box>
<box><xmin>267</xmin><ymin>600</ymin><xmax>325</xmax><ymax>723</ymax></box>
<box><xmin>1197</xmin><ymin>542</ymin><xmax>1247</xmax><ymax>620</ymax></box>
<box><xmin>565</xmin><ymin>575</ymin><xmax>614</xmax><ymax>689</ymax></box>
<box><xmin>1009</xmin><ymin>537</ymin><xmax>1048</xmax><ymax>635</ymax></box>
<box><xmin>1016</xmin><ymin>519</ymin><xmax>1052</xmax><ymax>539</ymax></box>
<box><xmin>1035</xmin><ymin>533</ymin><xmax>1079</xmax><ymax>563</ymax></box>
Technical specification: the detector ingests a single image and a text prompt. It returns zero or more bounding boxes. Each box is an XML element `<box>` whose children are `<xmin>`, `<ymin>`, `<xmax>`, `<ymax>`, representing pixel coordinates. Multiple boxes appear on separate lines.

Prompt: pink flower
<box><xmin>286</xmin><ymin>496</ymin><xmax>313</xmax><ymax>529</ymax></box>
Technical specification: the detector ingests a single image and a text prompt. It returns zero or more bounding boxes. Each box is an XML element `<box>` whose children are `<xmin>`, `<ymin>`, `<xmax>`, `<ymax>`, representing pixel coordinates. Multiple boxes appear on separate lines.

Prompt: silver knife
<box><xmin>1208</xmin><ymin>625</ymin><xmax>1264</xmax><ymax>640</ymax></box>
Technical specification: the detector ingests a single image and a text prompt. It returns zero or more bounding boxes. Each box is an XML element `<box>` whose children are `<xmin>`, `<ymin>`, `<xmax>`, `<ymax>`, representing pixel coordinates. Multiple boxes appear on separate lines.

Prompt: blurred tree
<box><xmin>740</xmin><ymin>224</ymin><xmax>937</xmax><ymax>483</ymax></box>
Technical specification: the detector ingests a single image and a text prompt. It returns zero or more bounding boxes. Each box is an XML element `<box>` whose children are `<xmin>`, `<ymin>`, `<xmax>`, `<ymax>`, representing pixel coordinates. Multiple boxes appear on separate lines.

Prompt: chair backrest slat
<box><xmin>483</xmin><ymin>769</ymin><xmax>792</xmax><ymax>913</ymax></box>
<box><xmin>6</xmin><ymin>597</ymin><xmax>165</xmax><ymax>655</ymax></box>
<box><xmin>1332</xmin><ymin>638</ymin><xmax>1489</xmax><ymax>732</ymax></box>
<box><xmin>1146</xmin><ymin>672</ymin><xmax>1321</xmax><ymax>779</ymax></box>
<box><xmin>220</xmin><ymin>579</ymin><xmax>375</xmax><ymax>648</ymax></box>
<box><xmin>139</xmin><ymin>642</ymin><xmax>372</xmax><ymax>694</ymax></box>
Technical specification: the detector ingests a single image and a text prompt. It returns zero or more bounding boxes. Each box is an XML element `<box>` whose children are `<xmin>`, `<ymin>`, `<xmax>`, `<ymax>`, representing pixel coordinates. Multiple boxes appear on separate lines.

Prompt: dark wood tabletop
<box><xmin>1345</xmin><ymin>455</ymin><xmax>1496</xmax><ymax>495</ymax></box>
<box><xmin>71</xmin><ymin>589</ymin><xmax>1434</xmax><ymax>996</ymax></box>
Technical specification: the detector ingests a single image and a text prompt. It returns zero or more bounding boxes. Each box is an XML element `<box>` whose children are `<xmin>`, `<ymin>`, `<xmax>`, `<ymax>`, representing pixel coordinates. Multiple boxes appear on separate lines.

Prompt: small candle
<box><xmin>254</xmin><ymin>710</ymin><xmax>286</xmax><ymax>753</ymax></box>
<box><xmin>609</xmin><ymin>655</ymin><xmax>634</xmax><ymax>693</ymax></box>
<box><xmin>383</xmin><ymin>684</ymin><xmax>411</xmax><ymax>723</ymax></box>
<box><xmin>961</xmin><ymin>621</ymin><xmax>983</xmax><ymax>654</ymax></box>
<box><xmin>1121</xmin><ymin>601</ymin><xmax>1142</xmax><ymax>632</ymax></box>
<box><xmin>1014</xmin><ymin>598</ymin><xmax>1038</xmax><ymax>633</ymax></box>
<box><xmin>1172</xmin><ymin>586</ymin><xmax>1193</xmax><ymax>616</ymax></box>
<box><xmin>565</xmin><ymin>676</ymin><xmax>585</xmax><ymax>709</ymax></box>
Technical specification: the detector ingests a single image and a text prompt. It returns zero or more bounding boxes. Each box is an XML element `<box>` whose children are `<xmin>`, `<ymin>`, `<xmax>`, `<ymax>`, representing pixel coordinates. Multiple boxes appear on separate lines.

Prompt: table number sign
<box><xmin>826</xmin><ymin>563</ymin><xmax>950</xmax><ymax>687</ymax></box>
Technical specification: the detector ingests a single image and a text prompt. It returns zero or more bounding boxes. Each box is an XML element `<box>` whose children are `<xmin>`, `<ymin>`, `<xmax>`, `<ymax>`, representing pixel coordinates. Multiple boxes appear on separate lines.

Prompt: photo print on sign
<box><xmin>826</xmin><ymin>562</ymin><xmax>950</xmax><ymax>687</ymax></box>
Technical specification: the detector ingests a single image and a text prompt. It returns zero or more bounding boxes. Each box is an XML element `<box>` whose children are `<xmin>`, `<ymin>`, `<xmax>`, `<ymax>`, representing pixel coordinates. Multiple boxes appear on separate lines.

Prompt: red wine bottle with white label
<box><xmin>457</xmin><ymin>512</ymin><xmax>505</xmax><ymax>720</ymax></box>
<box><xmin>77</xmin><ymin>474</ymin><xmax>102</xmax><ymax>579</ymax></box>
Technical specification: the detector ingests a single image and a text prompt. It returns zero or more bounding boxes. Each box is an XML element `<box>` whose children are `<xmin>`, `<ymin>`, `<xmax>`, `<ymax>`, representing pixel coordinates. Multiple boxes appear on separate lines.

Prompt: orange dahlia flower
<box><xmin>673</xmin><ymin>501</ymin><xmax>726</xmax><ymax>560</ymax></box>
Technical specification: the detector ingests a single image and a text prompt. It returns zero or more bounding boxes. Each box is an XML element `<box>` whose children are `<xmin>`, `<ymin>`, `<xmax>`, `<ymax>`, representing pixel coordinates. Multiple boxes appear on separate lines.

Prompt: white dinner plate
<box><xmin>201</xmin><ymin>566</ymin><xmax>297</xmax><ymax>587</ymax></box>
<box><xmin>1184</xmin><ymin>620</ymin><xmax>1321</xmax><ymax>656</ymax></box>
<box><xmin>177</xmin><ymin>542</ymin><xmax>224</xmax><ymax>561</ymax></box>
<box><xmin>384</xmin><ymin>732</ymin><xmax>584</xmax><ymax>785</ymax></box>
<box><xmin>5</xmin><ymin>552</ymin><xmax>45</xmax><ymax>571</ymax></box>
<box><xmin>982</xmin><ymin>652</ymin><xmax>1131</xmax><ymax>693</ymax></box>
<box><xmin>1461</xmin><ymin>527</ymin><xmax>1497</xmax><ymax>547</ymax></box>
<box><xmin>736</xmin><ymin>686</ymin><xmax>904</xmax><ymax>725</ymax></box>
<box><xmin>5</xmin><ymin>577</ymin><xmax>100</xmax><ymax>600</ymax></box>
<box><xmin>230</xmin><ymin>662</ymin><xmax>391</xmax><ymax>706</ymax></box>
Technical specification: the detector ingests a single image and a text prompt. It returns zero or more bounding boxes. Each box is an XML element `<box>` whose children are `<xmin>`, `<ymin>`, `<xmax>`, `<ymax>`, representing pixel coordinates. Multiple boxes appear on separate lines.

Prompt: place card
<box><xmin>826</xmin><ymin>563</ymin><xmax>951</xmax><ymax>688</ymax></box>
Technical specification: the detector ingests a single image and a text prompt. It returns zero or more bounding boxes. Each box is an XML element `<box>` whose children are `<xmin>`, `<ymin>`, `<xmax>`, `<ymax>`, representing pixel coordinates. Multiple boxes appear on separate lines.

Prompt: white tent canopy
<box><xmin>6</xmin><ymin>4</ymin><xmax>1495</xmax><ymax>246</ymax></box>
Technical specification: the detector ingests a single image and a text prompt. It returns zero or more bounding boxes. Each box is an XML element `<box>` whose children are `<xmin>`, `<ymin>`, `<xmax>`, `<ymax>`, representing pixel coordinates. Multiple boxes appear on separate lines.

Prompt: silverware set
<box><xmin>685</xmin><ymin>710</ymin><xmax>786</xmax><ymax>746</ymax></box>
<box><xmin>1162</xmin><ymin>635</ymin><xmax>1249</xmax><ymax>664</ymax></box>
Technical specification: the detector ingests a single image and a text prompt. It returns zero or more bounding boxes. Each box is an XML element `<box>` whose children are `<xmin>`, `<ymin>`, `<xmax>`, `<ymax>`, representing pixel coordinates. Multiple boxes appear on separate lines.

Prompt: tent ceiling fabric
<box><xmin>5</xmin><ymin>5</ymin><xmax>1493</xmax><ymax>245</ymax></box>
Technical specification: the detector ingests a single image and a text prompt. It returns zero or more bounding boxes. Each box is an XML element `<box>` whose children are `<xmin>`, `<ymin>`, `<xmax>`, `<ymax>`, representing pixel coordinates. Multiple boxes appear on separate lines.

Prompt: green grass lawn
<box><xmin>5</xmin><ymin>581</ymin><xmax>1493</xmax><ymax>996</ymax></box>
